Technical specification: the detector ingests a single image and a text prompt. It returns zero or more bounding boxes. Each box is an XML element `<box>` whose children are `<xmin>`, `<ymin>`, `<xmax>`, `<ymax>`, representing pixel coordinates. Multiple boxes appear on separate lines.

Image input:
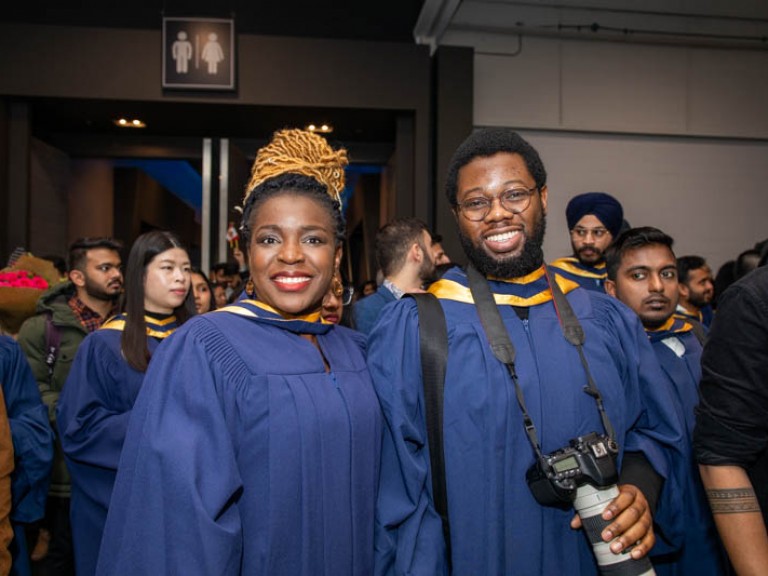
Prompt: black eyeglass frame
<box><xmin>455</xmin><ymin>185</ymin><xmax>538</xmax><ymax>222</ymax></box>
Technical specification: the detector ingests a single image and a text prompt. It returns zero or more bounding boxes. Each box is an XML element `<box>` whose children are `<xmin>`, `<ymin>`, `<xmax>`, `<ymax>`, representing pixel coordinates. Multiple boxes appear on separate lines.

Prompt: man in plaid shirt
<box><xmin>17</xmin><ymin>237</ymin><xmax>123</xmax><ymax>576</ymax></box>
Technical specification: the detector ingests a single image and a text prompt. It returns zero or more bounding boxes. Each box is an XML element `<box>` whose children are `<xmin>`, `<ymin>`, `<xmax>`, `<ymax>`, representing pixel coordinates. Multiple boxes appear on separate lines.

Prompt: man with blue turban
<box><xmin>550</xmin><ymin>192</ymin><xmax>624</xmax><ymax>292</ymax></box>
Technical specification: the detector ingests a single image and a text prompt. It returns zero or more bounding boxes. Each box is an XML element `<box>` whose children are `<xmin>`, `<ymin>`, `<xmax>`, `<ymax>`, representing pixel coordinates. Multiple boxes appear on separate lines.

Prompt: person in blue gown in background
<box><xmin>604</xmin><ymin>226</ymin><xmax>729</xmax><ymax>575</ymax></box>
<box><xmin>57</xmin><ymin>230</ymin><xmax>195</xmax><ymax>576</ymax></box>
<box><xmin>96</xmin><ymin>129</ymin><xmax>382</xmax><ymax>576</ymax></box>
<box><xmin>0</xmin><ymin>335</ymin><xmax>54</xmax><ymax>576</ymax></box>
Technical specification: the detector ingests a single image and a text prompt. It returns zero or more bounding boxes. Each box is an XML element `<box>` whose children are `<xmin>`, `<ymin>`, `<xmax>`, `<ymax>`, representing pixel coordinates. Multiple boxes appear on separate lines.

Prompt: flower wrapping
<box><xmin>0</xmin><ymin>254</ymin><xmax>62</xmax><ymax>334</ymax></box>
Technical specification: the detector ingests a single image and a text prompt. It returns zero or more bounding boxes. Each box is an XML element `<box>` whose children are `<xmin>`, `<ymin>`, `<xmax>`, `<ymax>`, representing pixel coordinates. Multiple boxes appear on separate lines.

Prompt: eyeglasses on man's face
<box><xmin>456</xmin><ymin>186</ymin><xmax>538</xmax><ymax>222</ymax></box>
<box><xmin>570</xmin><ymin>227</ymin><xmax>609</xmax><ymax>240</ymax></box>
<box><xmin>341</xmin><ymin>286</ymin><xmax>355</xmax><ymax>306</ymax></box>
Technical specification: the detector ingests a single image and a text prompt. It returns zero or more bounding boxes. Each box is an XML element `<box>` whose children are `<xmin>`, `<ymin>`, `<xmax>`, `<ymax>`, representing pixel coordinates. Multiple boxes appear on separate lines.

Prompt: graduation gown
<box><xmin>647</xmin><ymin>317</ymin><xmax>728</xmax><ymax>575</ymax></box>
<box><xmin>368</xmin><ymin>265</ymin><xmax>685</xmax><ymax>576</ymax></box>
<box><xmin>549</xmin><ymin>256</ymin><xmax>608</xmax><ymax>292</ymax></box>
<box><xmin>96</xmin><ymin>300</ymin><xmax>382</xmax><ymax>576</ymax></box>
<box><xmin>56</xmin><ymin>313</ymin><xmax>179</xmax><ymax>576</ymax></box>
<box><xmin>0</xmin><ymin>336</ymin><xmax>54</xmax><ymax>576</ymax></box>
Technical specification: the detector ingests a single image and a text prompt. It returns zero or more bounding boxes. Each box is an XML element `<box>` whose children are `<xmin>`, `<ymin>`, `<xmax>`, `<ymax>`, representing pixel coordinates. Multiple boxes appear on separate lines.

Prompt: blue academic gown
<box><xmin>353</xmin><ymin>284</ymin><xmax>397</xmax><ymax>334</ymax></box>
<box><xmin>549</xmin><ymin>256</ymin><xmax>608</xmax><ymax>292</ymax></box>
<box><xmin>56</xmin><ymin>314</ymin><xmax>179</xmax><ymax>576</ymax></box>
<box><xmin>647</xmin><ymin>317</ymin><xmax>728</xmax><ymax>575</ymax></box>
<box><xmin>0</xmin><ymin>336</ymin><xmax>54</xmax><ymax>576</ymax></box>
<box><xmin>96</xmin><ymin>301</ymin><xmax>382</xmax><ymax>576</ymax></box>
<box><xmin>368</xmin><ymin>266</ymin><xmax>685</xmax><ymax>576</ymax></box>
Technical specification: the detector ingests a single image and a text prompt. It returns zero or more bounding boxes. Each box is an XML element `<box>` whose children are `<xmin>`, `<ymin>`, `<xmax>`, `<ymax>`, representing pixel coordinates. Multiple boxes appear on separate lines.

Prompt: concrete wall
<box><xmin>437</xmin><ymin>27</ymin><xmax>768</xmax><ymax>272</ymax></box>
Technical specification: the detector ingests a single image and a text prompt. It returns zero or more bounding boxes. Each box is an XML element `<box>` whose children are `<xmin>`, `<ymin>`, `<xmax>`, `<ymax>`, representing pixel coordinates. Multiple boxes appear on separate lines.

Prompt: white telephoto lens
<box><xmin>575</xmin><ymin>484</ymin><xmax>656</xmax><ymax>576</ymax></box>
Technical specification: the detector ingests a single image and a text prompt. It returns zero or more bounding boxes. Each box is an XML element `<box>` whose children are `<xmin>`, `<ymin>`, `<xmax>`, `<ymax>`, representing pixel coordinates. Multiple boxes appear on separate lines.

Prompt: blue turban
<box><xmin>566</xmin><ymin>192</ymin><xmax>624</xmax><ymax>238</ymax></box>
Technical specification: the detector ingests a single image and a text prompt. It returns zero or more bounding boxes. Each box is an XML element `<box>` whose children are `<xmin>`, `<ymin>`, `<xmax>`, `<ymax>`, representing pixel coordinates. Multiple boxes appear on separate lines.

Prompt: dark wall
<box><xmin>114</xmin><ymin>168</ymin><xmax>199</xmax><ymax>259</ymax></box>
<box><xmin>0</xmin><ymin>22</ymin><xmax>435</xmax><ymax>255</ymax></box>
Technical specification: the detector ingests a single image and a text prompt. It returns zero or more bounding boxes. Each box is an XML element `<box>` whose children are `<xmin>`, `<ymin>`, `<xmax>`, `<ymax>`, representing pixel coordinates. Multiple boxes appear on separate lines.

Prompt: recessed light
<box><xmin>306</xmin><ymin>123</ymin><xmax>332</xmax><ymax>134</ymax></box>
<box><xmin>114</xmin><ymin>118</ymin><xmax>146</xmax><ymax>129</ymax></box>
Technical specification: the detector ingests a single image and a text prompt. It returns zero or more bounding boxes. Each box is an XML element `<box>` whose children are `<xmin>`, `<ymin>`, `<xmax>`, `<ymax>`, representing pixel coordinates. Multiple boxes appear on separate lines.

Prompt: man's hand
<box><xmin>570</xmin><ymin>483</ymin><xmax>654</xmax><ymax>559</ymax></box>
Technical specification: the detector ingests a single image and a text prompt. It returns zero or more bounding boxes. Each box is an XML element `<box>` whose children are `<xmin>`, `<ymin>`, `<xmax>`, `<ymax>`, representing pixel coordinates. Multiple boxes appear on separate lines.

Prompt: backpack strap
<box><xmin>405</xmin><ymin>292</ymin><xmax>451</xmax><ymax>564</ymax></box>
<box><xmin>687</xmin><ymin>318</ymin><xmax>708</xmax><ymax>346</ymax></box>
<box><xmin>44</xmin><ymin>311</ymin><xmax>62</xmax><ymax>383</ymax></box>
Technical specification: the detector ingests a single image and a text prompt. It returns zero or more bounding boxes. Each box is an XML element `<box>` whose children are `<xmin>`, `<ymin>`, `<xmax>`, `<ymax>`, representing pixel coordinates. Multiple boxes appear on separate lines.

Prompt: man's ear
<box><xmin>410</xmin><ymin>242</ymin><xmax>423</xmax><ymax>264</ymax></box>
<box><xmin>604</xmin><ymin>279</ymin><xmax>617</xmax><ymax>298</ymax></box>
<box><xmin>69</xmin><ymin>269</ymin><xmax>85</xmax><ymax>288</ymax></box>
<box><xmin>678</xmin><ymin>282</ymin><xmax>690</xmax><ymax>299</ymax></box>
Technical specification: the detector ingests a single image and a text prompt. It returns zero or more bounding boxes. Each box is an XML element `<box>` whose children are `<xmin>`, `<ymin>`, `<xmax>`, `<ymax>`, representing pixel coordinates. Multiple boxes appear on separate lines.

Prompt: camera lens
<box><xmin>575</xmin><ymin>484</ymin><xmax>655</xmax><ymax>576</ymax></box>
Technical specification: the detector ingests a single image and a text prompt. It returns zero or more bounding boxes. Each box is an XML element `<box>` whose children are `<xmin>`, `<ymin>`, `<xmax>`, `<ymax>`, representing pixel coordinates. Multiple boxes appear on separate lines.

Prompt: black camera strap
<box><xmin>466</xmin><ymin>264</ymin><xmax>617</xmax><ymax>460</ymax></box>
<box><xmin>542</xmin><ymin>266</ymin><xmax>616</xmax><ymax>442</ymax></box>
<box><xmin>406</xmin><ymin>292</ymin><xmax>452</xmax><ymax>565</ymax></box>
<box><xmin>466</xmin><ymin>265</ymin><xmax>546</xmax><ymax>461</ymax></box>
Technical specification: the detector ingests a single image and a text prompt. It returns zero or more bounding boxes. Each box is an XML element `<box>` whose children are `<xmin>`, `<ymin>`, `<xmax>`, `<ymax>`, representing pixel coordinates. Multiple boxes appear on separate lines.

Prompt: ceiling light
<box><xmin>114</xmin><ymin>118</ymin><xmax>146</xmax><ymax>129</ymax></box>
<box><xmin>306</xmin><ymin>123</ymin><xmax>333</xmax><ymax>134</ymax></box>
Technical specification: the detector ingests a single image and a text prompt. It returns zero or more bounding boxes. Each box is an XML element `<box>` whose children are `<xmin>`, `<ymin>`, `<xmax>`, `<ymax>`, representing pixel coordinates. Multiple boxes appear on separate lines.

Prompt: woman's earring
<box><xmin>245</xmin><ymin>279</ymin><xmax>256</xmax><ymax>298</ymax></box>
<box><xmin>331</xmin><ymin>275</ymin><xmax>344</xmax><ymax>298</ymax></box>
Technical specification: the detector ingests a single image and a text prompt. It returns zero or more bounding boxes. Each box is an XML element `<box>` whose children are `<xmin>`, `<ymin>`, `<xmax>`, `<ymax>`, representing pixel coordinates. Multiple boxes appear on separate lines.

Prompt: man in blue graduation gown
<box><xmin>604</xmin><ymin>226</ymin><xmax>728</xmax><ymax>575</ymax></box>
<box><xmin>675</xmin><ymin>255</ymin><xmax>715</xmax><ymax>328</ymax></box>
<box><xmin>368</xmin><ymin>129</ymin><xmax>685</xmax><ymax>575</ymax></box>
<box><xmin>353</xmin><ymin>218</ymin><xmax>437</xmax><ymax>334</ymax></box>
<box><xmin>550</xmin><ymin>192</ymin><xmax>624</xmax><ymax>292</ymax></box>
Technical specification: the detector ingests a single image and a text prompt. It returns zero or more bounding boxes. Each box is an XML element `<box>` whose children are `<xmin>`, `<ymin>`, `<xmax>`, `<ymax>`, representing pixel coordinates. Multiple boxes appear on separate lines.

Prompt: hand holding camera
<box><xmin>526</xmin><ymin>433</ymin><xmax>656</xmax><ymax>576</ymax></box>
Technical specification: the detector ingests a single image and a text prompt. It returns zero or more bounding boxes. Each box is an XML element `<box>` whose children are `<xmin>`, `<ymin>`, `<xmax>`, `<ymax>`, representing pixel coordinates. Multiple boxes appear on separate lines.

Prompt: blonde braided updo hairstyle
<box><xmin>240</xmin><ymin>129</ymin><xmax>349</xmax><ymax>245</ymax></box>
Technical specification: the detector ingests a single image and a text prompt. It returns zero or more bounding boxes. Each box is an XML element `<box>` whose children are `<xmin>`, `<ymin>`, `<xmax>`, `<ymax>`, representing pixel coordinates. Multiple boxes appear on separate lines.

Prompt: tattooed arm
<box><xmin>699</xmin><ymin>464</ymin><xmax>768</xmax><ymax>576</ymax></box>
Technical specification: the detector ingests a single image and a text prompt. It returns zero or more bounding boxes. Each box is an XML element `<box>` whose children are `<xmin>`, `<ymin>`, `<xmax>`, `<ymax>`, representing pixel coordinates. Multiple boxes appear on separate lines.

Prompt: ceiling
<box><xmin>2</xmin><ymin>1</ymin><xmax>426</xmax><ymax>43</ymax></box>
<box><xmin>29</xmin><ymin>97</ymin><xmax>404</xmax><ymax>163</ymax></box>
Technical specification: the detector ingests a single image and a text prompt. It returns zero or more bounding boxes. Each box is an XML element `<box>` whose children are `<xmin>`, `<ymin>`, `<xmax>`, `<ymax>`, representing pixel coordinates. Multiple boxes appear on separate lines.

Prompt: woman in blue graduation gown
<box><xmin>96</xmin><ymin>129</ymin><xmax>382</xmax><ymax>576</ymax></box>
<box><xmin>57</xmin><ymin>230</ymin><xmax>195</xmax><ymax>576</ymax></box>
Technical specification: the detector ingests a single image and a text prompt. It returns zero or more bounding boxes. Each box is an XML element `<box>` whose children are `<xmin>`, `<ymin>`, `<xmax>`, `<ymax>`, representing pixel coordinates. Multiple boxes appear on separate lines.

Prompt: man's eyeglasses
<box><xmin>341</xmin><ymin>286</ymin><xmax>355</xmax><ymax>306</ymax></box>
<box><xmin>570</xmin><ymin>227</ymin><xmax>609</xmax><ymax>240</ymax></box>
<box><xmin>456</xmin><ymin>186</ymin><xmax>537</xmax><ymax>221</ymax></box>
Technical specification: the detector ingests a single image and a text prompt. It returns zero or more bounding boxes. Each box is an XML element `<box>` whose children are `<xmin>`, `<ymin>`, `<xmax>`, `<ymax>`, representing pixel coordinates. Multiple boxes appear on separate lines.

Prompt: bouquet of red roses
<box><xmin>0</xmin><ymin>270</ymin><xmax>50</xmax><ymax>290</ymax></box>
<box><xmin>0</xmin><ymin>253</ymin><xmax>61</xmax><ymax>334</ymax></box>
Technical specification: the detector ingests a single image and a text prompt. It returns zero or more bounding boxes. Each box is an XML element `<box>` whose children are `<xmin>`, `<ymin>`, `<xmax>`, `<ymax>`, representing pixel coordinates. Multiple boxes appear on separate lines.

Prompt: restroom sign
<box><xmin>163</xmin><ymin>17</ymin><xmax>235</xmax><ymax>90</ymax></box>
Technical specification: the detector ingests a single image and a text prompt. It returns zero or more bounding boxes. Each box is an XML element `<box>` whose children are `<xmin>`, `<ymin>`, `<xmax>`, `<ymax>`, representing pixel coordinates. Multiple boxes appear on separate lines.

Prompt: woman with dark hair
<box><xmin>191</xmin><ymin>267</ymin><xmax>216</xmax><ymax>314</ymax></box>
<box><xmin>320</xmin><ymin>273</ymin><xmax>354</xmax><ymax>325</ymax></box>
<box><xmin>56</xmin><ymin>230</ymin><xmax>194</xmax><ymax>576</ymax></box>
<box><xmin>96</xmin><ymin>129</ymin><xmax>381</xmax><ymax>576</ymax></box>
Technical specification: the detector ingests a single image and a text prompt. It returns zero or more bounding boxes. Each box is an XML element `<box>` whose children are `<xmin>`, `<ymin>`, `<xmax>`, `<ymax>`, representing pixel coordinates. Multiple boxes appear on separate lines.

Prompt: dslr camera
<box><xmin>526</xmin><ymin>432</ymin><xmax>655</xmax><ymax>576</ymax></box>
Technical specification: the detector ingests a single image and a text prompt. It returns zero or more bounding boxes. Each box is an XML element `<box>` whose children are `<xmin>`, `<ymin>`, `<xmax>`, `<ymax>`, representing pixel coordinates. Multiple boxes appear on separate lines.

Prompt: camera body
<box><xmin>526</xmin><ymin>432</ymin><xmax>619</xmax><ymax>509</ymax></box>
<box><xmin>526</xmin><ymin>432</ymin><xmax>656</xmax><ymax>575</ymax></box>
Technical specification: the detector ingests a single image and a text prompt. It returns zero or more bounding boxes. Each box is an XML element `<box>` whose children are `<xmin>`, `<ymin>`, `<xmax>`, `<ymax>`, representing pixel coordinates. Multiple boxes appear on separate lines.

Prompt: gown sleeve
<box><xmin>56</xmin><ymin>333</ymin><xmax>133</xmax><ymax>471</ymax></box>
<box><xmin>367</xmin><ymin>299</ymin><xmax>448</xmax><ymax>576</ymax></box>
<box><xmin>0</xmin><ymin>336</ymin><xmax>53</xmax><ymax>523</ymax></box>
<box><xmin>96</xmin><ymin>322</ymin><xmax>244</xmax><ymax>575</ymax></box>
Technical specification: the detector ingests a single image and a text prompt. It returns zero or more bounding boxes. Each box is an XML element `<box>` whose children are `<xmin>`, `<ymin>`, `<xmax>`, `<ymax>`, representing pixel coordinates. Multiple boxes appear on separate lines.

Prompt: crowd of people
<box><xmin>0</xmin><ymin>127</ymin><xmax>765</xmax><ymax>575</ymax></box>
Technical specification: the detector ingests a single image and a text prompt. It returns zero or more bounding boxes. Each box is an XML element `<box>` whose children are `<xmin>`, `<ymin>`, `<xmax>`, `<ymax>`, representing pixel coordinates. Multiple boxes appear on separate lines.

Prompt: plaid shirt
<box><xmin>68</xmin><ymin>295</ymin><xmax>114</xmax><ymax>333</ymax></box>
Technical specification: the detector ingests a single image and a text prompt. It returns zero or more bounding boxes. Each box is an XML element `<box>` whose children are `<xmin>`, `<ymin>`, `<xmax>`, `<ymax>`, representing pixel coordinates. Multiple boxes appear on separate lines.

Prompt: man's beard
<box><xmin>574</xmin><ymin>244</ymin><xmax>604</xmax><ymax>266</ymax></box>
<box><xmin>84</xmin><ymin>276</ymin><xmax>122</xmax><ymax>302</ymax></box>
<box><xmin>418</xmin><ymin>251</ymin><xmax>438</xmax><ymax>285</ymax></box>
<box><xmin>459</xmin><ymin>214</ymin><xmax>546</xmax><ymax>279</ymax></box>
<box><xmin>688</xmin><ymin>289</ymin><xmax>712</xmax><ymax>309</ymax></box>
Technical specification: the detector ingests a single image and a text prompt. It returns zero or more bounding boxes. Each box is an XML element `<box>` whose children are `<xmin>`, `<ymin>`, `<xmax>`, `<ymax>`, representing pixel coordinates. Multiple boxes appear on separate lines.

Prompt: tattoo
<box><xmin>707</xmin><ymin>487</ymin><xmax>762</xmax><ymax>514</ymax></box>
